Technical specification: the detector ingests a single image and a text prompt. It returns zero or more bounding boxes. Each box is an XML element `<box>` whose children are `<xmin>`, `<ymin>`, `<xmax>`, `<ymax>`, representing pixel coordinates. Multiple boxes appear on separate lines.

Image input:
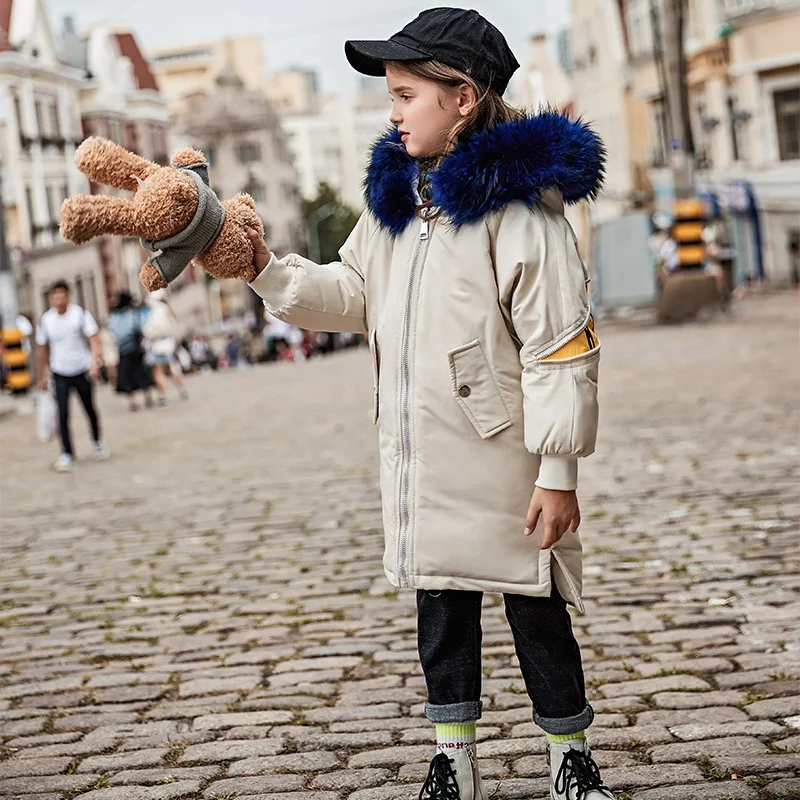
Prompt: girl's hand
<box><xmin>246</xmin><ymin>227</ymin><xmax>272</xmax><ymax>274</ymax></box>
<box><xmin>524</xmin><ymin>486</ymin><xmax>581</xmax><ymax>550</ymax></box>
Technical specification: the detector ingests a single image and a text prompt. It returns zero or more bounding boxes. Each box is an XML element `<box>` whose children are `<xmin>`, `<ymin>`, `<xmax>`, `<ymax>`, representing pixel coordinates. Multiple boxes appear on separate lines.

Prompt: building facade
<box><xmin>0</xmin><ymin>0</ymin><xmax>101</xmax><ymax>321</ymax></box>
<box><xmin>175</xmin><ymin>67</ymin><xmax>304</xmax><ymax>321</ymax></box>
<box><xmin>622</xmin><ymin>0</ymin><xmax>800</xmax><ymax>283</ymax></box>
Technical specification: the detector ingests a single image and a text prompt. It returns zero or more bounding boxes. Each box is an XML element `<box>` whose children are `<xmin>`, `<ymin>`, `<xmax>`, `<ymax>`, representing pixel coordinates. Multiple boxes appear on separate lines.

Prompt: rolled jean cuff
<box><xmin>425</xmin><ymin>700</ymin><xmax>483</xmax><ymax>723</ymax></box>
<box><xmin>534</xmin><ymin>703</ymin><xmax>594</xmax><ymax>735</ymax></box>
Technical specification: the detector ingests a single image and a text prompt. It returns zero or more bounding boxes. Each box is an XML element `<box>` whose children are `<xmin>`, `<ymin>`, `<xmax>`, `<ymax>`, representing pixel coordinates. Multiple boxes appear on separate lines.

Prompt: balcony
<box><xmin>719</xmin><ymin>0</ymin><xmax>798</xmax><ymax>24</ymax></box>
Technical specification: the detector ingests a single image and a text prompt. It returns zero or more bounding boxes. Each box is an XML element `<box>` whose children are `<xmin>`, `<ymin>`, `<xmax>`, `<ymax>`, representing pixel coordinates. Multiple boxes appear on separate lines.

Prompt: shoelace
<box><xmin>554</xmin><ymin>747</ymin><xmax>611</xmax><ymax>798</ymax></box>
<box><xmin>419</xmin><ymin>752</ymin><xmax>461</xmax><ymax>800</ymax></box>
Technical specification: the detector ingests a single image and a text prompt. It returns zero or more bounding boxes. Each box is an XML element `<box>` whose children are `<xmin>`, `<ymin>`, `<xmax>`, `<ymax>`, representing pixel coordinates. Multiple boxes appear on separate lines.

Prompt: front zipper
<box><xmin>397</xmin><ymin>216</ymin><xmax>430</xmax><ymax>587</ymax></box>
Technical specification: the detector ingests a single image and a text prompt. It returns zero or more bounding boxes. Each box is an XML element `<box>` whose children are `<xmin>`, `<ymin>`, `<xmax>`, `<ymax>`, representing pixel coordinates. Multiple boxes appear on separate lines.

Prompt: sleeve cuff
<box><xmin>248</xmin><ymin>253</ymin><xmax>296</xmax><ymax>312</ymax></box>
<box><xmin>536</xmin><ymin>455</ymin><xmax>578</xmax><ymax>491</ymax></box>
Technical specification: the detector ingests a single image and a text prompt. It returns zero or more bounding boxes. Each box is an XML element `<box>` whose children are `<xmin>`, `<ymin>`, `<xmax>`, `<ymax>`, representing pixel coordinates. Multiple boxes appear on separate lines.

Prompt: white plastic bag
<box><xmin>36</xmin><ymin>389</ymin><xmax>57</xmax><ymax>442</ymax></box>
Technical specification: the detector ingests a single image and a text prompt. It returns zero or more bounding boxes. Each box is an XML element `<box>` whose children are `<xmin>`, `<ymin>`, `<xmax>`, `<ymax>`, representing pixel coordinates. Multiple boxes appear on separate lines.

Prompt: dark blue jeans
<box><xmin>417</xmin><ymin>583</ymin><xmax>594</xmax><ymax>736</ymax></box>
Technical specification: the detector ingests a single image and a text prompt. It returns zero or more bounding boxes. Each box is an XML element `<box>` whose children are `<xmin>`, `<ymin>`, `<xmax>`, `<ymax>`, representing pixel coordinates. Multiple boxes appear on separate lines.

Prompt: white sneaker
<box><xmin>420</xmin><ymin>750</ymin><xmax>488</xmax><ymax>800</ymax></box>
<box><xmin>548</xmin><ymin>738</ymin><xmax>615</xmax><ymax>799</ymax></box>
<box><xmin>53</xmin><ymin>454</ymin><xmax>74</xmax><ymax>472</ymax></box>
<box><xmin>92</xmin><ymin>442</ymin><xmax>110</xmax><ymax>460</ymax></box>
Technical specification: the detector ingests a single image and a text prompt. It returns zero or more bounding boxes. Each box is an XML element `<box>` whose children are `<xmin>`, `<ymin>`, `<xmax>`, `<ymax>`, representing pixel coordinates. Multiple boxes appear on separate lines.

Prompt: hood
<box><xmin>364</xmin><ymin>111</ymin><xmax>606</xmax><ymax>235</ymax></box>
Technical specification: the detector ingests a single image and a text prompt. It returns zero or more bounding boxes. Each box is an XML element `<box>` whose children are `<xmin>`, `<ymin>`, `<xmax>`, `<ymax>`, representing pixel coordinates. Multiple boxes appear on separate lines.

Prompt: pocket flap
<box><xmin>448</xmin><ymin>340</ymin><xmax>512</xmax><ymax>439</ymax></box>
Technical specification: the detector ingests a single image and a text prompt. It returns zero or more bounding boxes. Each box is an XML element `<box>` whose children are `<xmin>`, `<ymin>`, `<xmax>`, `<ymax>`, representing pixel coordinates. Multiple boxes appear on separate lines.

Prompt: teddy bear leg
<box><xmin>139</xmin><ymin>263</ymin><xmax>167</xmax><ymax>291</ymax></box>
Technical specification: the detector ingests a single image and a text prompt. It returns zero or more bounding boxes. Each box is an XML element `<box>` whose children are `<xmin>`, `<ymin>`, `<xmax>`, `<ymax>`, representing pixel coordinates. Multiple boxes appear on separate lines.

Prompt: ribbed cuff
<box><xmin>248</xmin><ymin>253</ymin><xmax>296</xmax><ymax>312</ymax></box>
<box><xmin>536</xmin><ymin>456</ymin><xmax>578</xmax><ymax>491</ymax></box>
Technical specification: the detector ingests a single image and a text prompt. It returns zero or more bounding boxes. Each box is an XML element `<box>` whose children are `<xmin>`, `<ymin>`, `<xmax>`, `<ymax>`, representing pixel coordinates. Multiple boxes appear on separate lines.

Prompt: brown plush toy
<box><xmin>60</xmin><ymin>137</ymin><xmax>263</xmax><ymax>290</ymax></box>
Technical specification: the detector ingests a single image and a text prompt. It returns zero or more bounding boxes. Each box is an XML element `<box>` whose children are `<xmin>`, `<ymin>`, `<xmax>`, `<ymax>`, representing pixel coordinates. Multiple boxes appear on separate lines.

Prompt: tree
<box><xmin>300</xmin><ymin>182</ymin><xmax>360</xmax><ymax>264</ymax></box>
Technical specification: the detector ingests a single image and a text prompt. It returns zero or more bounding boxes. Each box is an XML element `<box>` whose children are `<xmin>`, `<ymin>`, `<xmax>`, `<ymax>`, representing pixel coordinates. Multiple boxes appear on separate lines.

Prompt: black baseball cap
<box><xmin>345</xmin><ymin>7</ymin><xmax>519</xmax><ymax>95</ymax></box>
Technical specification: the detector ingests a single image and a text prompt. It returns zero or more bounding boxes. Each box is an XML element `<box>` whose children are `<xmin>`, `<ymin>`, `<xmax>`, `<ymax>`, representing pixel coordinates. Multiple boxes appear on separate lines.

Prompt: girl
<box><xmin>244</xmin><ymin>8</ymin><xmax>610</xmax><ymax>800</ymax></box>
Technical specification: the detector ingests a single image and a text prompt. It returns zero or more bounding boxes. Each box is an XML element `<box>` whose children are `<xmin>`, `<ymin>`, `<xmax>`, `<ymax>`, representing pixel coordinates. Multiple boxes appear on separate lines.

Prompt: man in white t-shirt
<box><xmin>35</xmin><ymin>280</ymin><xmax>109</xmax><ymax>472</ymax></box>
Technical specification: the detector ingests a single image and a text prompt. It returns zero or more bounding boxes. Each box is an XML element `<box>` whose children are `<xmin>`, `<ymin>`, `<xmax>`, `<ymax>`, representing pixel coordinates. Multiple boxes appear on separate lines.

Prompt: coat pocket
<box><xmin>447</xmin><ymin>339</ymin><xmax>513</xmax><ymax>439</ymax></box>
<box><xmin>368</xmin><ymin>329</ymin><xmax>380</xmax><ymax>424</ymax></box>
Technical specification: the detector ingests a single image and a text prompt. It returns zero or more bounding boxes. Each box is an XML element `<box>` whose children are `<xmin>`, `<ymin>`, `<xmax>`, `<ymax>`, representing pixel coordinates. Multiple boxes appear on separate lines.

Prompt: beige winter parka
<box><xmin>250</xmin><ymin>113</ymin><xmax>605</xmax><ymax>609</ymax></box>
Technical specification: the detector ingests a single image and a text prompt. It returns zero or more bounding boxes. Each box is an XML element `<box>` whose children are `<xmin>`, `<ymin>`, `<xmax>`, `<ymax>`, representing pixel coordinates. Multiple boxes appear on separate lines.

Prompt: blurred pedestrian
<box><xmin>97</xmin><ymin>322</ymin><xmax>119</xmax><ymax>386</ymax></box>
<box><xmin>143</xmin><ymin>289</ymin><xmax>189</xmax><ymax>404</ymax></box>
<box><xmin>107</xmin><ymin>291</ymin><xmax>153</xmax><ymax>412</ymax></box>
<box><xmin>35</xmin><ymin>280</ymin><xmax>109</xmax><ymax>471</ymax></box>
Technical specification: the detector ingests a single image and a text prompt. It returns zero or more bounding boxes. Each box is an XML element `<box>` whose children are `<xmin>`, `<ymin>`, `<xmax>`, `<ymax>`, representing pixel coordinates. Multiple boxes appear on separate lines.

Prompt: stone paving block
<box><xmin>631</xmin><ymin>782</ymin><xmax>758</xmax><ymax>799</ymax></box>
<box><xmin>311</xmin><ymin>768</ymin><xmax>393</xmax><ymax>791</ymax></box>
<box><xmin>667</xmin><ymin>720</ymin><xmax>786</xmax><ymax>741</ymax></box>
<box><xmin>603</xmin><ymin>763</ymin><xmax>705</xmax><ymax>789</ymax></box>
<box><xmin>600</xmin><ymin>675</ymin><xmax>712</xmax><ymax>698</ymax></box>
<box><xmin>765</xmin><ymin>778</ymin><xmax>800</xmax><ymax>796</ymax></box>
<box><xmin>192</xmin><ymin>711</ymin><xmax>294</xmax><ymax>730</ymax></box>
<box><xmin>227</xmin><ymin>750</ymin><xmax>340</xmax><ymax>775</ymax></box>
<box><xmin>0</xmin><ymin>757</ymin><xmax>73</xmax><ymax>779</ymax></box>
<box><xmin>649</xmin><ymin>736</ymin><xmax>769</xmax><ymax>763</ymax></box>
<box><xmin>77</xmin><ymin>747</ymin><xmax>170</xmax><ymax>773</ymax></box>
<box><xmin>744</xmin><ymin>695</ymin><xmax>800</xmax><ymax>720</ymax></box>
<box><xmin>306</xmin><ymin>703</ymin><xmax>401</xmax><ymax>723</ymax></box>
<box><xmin>180</xmin><ymin>738</ymin><xmax>285</xmax><ymax>763</ymax></box>
<box><xmin>202</xmin><ymin>774</ymin><xmax>306</xmax><ymax>797</ymax></box>
<box><xmin>72</xmin><ymin>782</ymin><xmax>201</xmax><ymax>800</ymax></box>
<box><xmin>178</xmin><ymin>676</ymin><xmax>260</xmax><ymax>697</ymax></box>
<box><xmin>0</xmin><ymin>774</ymin><xmax>102</xmax><ymax>794</ymax></box>
<box><xmin>652</xmin><ymin>690</ymin><xmax>747</xmax><ymax>709</ymax></box>
<box><xmin>709</xmin><ymin>753</ymin><xmax>800</xmax><ymax>775</ymax></box>
<box><xmin>348</xmin><ymin>744</ymin><xmax>433</xmax><ymax>768</ymax></box>
<box><xmin>107</xmin><ymin>765</ymin><xmax>220</xmax><ymax>785</ymax></box>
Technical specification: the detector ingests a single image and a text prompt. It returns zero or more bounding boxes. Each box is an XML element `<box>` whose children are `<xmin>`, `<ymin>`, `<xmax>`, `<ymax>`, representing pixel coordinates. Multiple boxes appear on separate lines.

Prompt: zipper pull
<box><xmin>419</xmin><ymin>218</ymin><xmax>429</xmax><ymax>240</ymax></box>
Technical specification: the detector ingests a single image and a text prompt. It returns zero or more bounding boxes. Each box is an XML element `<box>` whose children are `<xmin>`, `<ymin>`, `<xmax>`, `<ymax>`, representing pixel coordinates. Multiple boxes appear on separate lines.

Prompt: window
<box><xmin>61</xmin><ymin>183</ymin><xmax>69</xmax><ymax>205</ymax></box>
<box><xmin>245</xmin><ymin>180</ymin><xmax>266</xmax><ymax>203</ymax></box>
<box><xmin>25</xmin><ymin>186</ymin><xmax>35</xmax><ymax>232</ymax></box>
<box><xmin>34</xmin><ymin>98</ymin><xmax>44</xmax><ymax>137</ymax></box>
<box><xmin>45</xmin><ymin>186</ymin><xmax>55</xmax><ymax>223</ymax></box>
<box><xmin>625</xmin><ymin>0</ymin><xmax>655</xmax><ymax>58</ymax></box>
<box><xmin>237</xmin><ymin>142</ymin><xmax>261</xmax><ymax>163</ymax></box>
<box><xmin>50</xmin><ymin>98</ymin><xmax>61</xmax><ymax>138</ymax></box>
<box><xmin>774</xmin><ymin>87</ymin><xmax>800</xmax><ymax>161</ymax></box>
<box><xmin>206</xmin><ymin>147</ymin><xmax>215</xmax><ymax>167</ymax></box>
<box><xmin>727</xmin><ymin>91</ymin><xmax>742</xmax><ymax>162</ymax></box>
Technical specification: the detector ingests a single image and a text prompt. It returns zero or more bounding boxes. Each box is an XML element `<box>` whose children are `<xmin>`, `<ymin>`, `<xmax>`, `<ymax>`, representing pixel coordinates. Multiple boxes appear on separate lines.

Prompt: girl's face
<box><xmin>386</xmin><ymin>64</ymin><xmax>476</xmax><ymax>158</ymax></box>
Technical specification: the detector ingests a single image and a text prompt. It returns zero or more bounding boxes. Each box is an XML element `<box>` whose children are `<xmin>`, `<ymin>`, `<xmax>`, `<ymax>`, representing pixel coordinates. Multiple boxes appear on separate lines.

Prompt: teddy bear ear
<box><xmin>171</xmin><ymin>147</ymin><xmax>207</xmax><ymax>169</ymax></box>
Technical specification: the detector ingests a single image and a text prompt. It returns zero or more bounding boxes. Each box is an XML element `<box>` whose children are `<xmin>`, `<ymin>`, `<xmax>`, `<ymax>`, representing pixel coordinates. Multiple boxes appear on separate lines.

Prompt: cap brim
<box><xmin>345</xmin><ymin>39</ymin><xmax>431</xmax><ymax>76</ymax></box>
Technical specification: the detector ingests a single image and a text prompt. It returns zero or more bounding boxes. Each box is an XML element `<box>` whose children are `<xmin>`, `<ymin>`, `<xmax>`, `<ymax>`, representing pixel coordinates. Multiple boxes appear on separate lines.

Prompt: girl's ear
<box><xmin>457</xmin><ymin>83</ymin><xmax>477</xmax><ymax>117</ymax></box>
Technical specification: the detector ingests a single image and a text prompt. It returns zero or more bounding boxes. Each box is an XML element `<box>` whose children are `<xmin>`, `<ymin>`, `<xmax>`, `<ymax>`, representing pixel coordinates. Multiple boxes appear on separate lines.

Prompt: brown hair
<box><xmin>385</xmin><ymin>59</ymin><xmax>522</xmax><ymax>156</ymax></box>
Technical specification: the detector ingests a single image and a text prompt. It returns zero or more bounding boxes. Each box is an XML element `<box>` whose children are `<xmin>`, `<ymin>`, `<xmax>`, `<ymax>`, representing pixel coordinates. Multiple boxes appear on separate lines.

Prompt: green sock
<box><xmin>436</xmin><ymin>722</ymin><xmax>477</xmax><ymax>754</ymax></box>
<box><xmin>546</xmin><ymin>730</ymin><xmax>586</xmax><ymax>743</ymax></box>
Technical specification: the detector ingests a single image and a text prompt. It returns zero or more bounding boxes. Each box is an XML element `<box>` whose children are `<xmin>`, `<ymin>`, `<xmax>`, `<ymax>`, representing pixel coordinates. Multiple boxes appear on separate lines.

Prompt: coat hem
<box><xmin>383</xmin><ymin>565</ymin><xmax>584</xmax><ymax>611</ymax></box>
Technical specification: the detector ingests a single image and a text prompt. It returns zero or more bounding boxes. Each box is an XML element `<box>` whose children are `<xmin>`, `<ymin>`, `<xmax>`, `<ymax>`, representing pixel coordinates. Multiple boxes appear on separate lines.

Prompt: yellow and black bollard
<box><xmin>673</xmin><ymin>198</ymin><xmax>706</xmax><ymax>271</ymax></box>
<box><xmin>1</xmin><ymin>327</ymin><xmax>32</xmax><ymax>394</ymax></box>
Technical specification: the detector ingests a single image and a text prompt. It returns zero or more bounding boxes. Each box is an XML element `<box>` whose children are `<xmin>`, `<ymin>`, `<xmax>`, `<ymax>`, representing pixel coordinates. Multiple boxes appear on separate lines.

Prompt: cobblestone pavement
<box><xmin>1</xmin><ymin>291</ymin><xmax>798</xmax><ymax>800</ymax></box>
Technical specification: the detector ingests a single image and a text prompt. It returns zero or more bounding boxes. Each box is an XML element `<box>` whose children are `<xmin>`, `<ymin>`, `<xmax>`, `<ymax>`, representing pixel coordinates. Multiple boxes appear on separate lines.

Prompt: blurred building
<box><xmin>174</xmin><ymin>65</ymin><xmax>304</xmax><ymax>322</ymax></box>
<box><xmin>271</xmin><ymin>70</ymin><xmax>388</xmax><ymax>209</ymax></box>
<box><xmin>61</xmin><ymin>19</ymin><xmax>172</xmax><ymax>313</ymax></box>
<box><xmin>149</xmin><ymin>36</ymin><xmax>266</xmax><ymax>116</ymax></box>
<box><xmin>0</xmin><ymin>0</ymin><xmax>100</xmax><ymax>321</ymax></box>
<box><xmin>581</xmin><ymin>0</ymin><xmax>799</xmax><ymax>284</ymax></box>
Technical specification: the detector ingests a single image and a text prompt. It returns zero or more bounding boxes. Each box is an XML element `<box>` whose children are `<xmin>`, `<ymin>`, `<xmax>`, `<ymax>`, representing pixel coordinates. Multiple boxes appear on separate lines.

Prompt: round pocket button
<box><xmin>458</xmin><ymin>384</ymin><xmax>472</xmax><ymax>398</ymax></box>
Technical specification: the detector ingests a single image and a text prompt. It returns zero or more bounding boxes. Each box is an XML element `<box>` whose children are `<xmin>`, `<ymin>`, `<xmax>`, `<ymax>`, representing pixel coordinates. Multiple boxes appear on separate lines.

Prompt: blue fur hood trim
<box><xmin>364</xmin><ymin>112</ymin><xmax>606</xmax><ymax>235</ymax></box>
